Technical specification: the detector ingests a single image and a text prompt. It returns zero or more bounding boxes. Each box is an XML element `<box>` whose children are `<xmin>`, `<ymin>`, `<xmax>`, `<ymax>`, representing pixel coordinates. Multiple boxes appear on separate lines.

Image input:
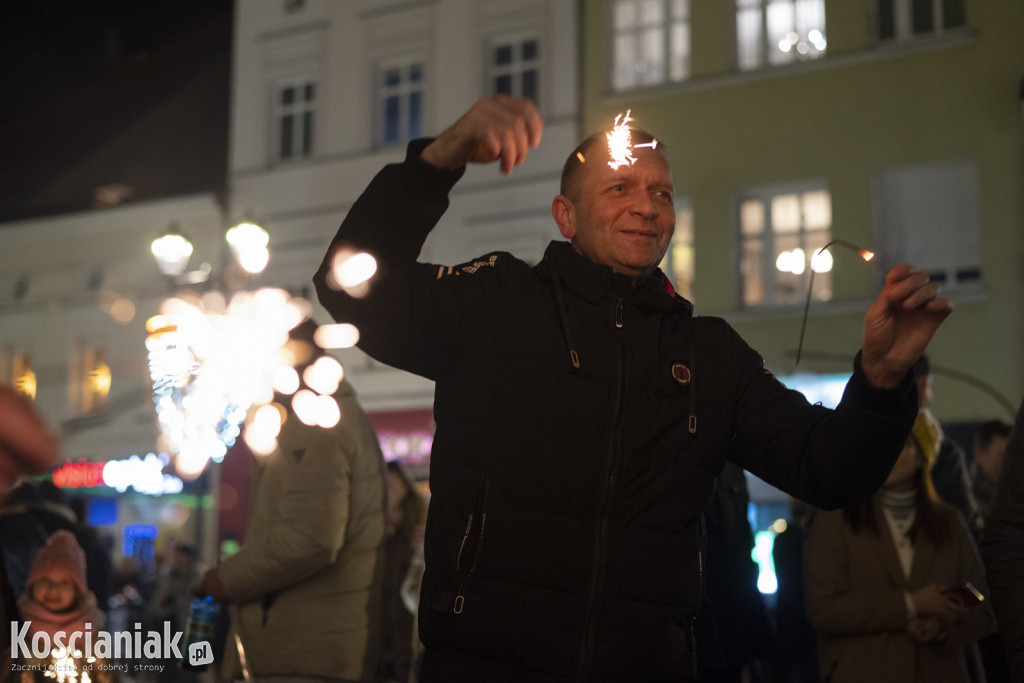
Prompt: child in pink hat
<box><xmin>13</xmin><ymin>530</ymin><xmax>118</xmax><ymax>682</ymax></box>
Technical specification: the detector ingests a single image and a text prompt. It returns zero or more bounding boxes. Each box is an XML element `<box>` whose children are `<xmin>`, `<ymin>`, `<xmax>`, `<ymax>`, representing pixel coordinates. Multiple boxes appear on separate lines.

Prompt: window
<box><xmin>4</xmin><ymin>351</ymin><xmax>37</xmax><ymax>400</ymax></box>
<box><xmin>275</xmin><ymin>79</ymin><xmax>316</xmax><ymax>161</ymax></box>
<box><xmin>736</xmin><ymin>0</ymin><xmax>827</xmax><ymax>71</ymax></box>
<box><xmin>739</xmin><ymin>186</ymin><xmax>832</xmax><ymax>307</ymax></box>
<box><xmin>877</xmin><ymin>0</ymin><xmax>965</xmax><ymax>40</ymax></box>
<box><xmin>70</xmin><ymin>344</ymin><xmax>110</xmax><ymax>416</ymax></box>
<box><xmin>611</xmin><ymin>0</ymin><xmax>690</xmax><ymax>91</ymax></box>
<box><xmin>487</xmin><ymin>36</ymin><xmax>541</xmax><ymax>102</ymax></box>
<box><xmin>659</xmin><ymin>203</ymin><xmax>695</xmax><ymax>301</ymax></box>
<box><xmin>377</xmin><ymin>59</ymin><xmax>424</xmax><ymax>147</ymax></box>
<box><xmin>873</xmin><ymin>161</ymin><xmax>980</xmax><ymax>290</ymax></box>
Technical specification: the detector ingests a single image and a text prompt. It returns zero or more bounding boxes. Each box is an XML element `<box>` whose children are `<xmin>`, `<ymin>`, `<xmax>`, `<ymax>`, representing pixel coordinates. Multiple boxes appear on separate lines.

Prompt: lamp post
<box><xmin>150</xmin><ymin>225</ymin><xmax>194</xmax><ymax>278</ymax></box>
<box><xmin>148</xmin><ymin>216</ymin><xmax>273</xmax><ymax>565</ymax></box>
<box><xmin>151</xmin><ymin>219</ymin><xmax>270</xmax><ymax>288</ymax></box>
<box><xmin>145</xmin><ymin>218</ymin><xmax>373</xmax><ymax>557</ymax></box>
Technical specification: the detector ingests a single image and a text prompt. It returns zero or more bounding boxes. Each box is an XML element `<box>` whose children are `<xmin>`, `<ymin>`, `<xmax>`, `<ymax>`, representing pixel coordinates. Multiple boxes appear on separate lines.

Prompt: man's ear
<box><xmin>552</xmin><ymin>195</ymin><xmax>576</xmax><ymax>239</ymax></box>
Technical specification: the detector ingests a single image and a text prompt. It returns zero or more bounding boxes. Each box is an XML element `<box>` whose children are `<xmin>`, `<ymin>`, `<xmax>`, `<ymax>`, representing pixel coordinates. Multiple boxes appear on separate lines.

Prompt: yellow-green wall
<box><xmin>581</xmin><ymin>0</ymin><xmax>1024</xmax><ymax>422</ymax></box>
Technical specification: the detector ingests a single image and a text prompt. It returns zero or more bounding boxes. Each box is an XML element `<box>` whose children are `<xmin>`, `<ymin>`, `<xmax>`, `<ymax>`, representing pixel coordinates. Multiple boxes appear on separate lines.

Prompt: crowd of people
<box><xmin>2</xmin><ymin>94</ymin><xmax>1024</xmax><ymax>682</ymax></box>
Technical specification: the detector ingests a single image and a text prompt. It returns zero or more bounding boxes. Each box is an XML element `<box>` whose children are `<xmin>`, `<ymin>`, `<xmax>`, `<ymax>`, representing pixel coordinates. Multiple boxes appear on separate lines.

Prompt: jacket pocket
<box><xmin>450</xmin><ymin>475</ymin><xmax>490</xmax><ymax>614</ymax></box>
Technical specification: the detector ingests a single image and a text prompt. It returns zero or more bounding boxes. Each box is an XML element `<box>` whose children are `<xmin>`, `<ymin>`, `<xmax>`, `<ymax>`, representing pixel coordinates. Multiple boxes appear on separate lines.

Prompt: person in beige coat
<box><xmin>195</xmin><ymin>322</ymin><xmax>387</xmax><ymax>683</ymax></box>
<box><xmin>804</xmin><ymin>414</ymin><xmax>995</xmax><ymax>682</ymax></box>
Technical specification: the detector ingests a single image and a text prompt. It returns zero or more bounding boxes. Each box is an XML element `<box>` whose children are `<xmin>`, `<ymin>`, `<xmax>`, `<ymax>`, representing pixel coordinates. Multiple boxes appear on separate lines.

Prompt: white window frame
<box><xmin>737</xmin><ymin>183</ymin><xmax>833</xmax><ymax>308</ymax></box>
<box><xmin>876</xmin><ymin>0</ymin><xmax>966</xmax><ymax>40</ymax></box>
<box><xmin>486</xmin><ymin>33</ymin><xmax>542</xmax><ymax>104</ymax></box>
<box><xmin>611</xmin><ymin>0</ymin><xmax>690</xmax><ymax>92</ymax></box>
<box><xmin>736</xmin><ymin>0</ymin><xmax>827</xmax><ymax>71</ymax></box>
<box><xmin>272</xmin><ymin>77</ymin><xmax>317</xmax><ymax>163</ymax></box>
<box><xmin>375</xmin><ymin>56</ymin><xmax>425</xmax><ymax>148</ymax></box>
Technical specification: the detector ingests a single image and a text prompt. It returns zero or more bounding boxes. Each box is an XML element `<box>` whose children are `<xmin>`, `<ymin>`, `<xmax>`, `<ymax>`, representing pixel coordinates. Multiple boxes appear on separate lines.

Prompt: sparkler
<box><xmin>605</xmin><ymin>110</ymin><xmax>657</xmax><ymax>170</ymax></box>
<box><xmin>146</xmin><ymin>288</ymin><xmax>359</xmax><ymax>477</ymax></box>
<box><xmin>44</xmin><ymin>648</ymin><xmax>93</xmax><ymax>682</ymax></box>
<box><xmin>794</xmin><ymin>239</ymin><xmax>876</xmax><ymax>366</ymax></box>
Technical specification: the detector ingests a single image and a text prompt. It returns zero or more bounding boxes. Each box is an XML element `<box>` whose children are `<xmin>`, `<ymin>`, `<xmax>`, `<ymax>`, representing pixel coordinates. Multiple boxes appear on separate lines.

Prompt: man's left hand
<box><xmin>861</xmin><ymin>264</ymin><xmax>952</xmax><ymax>389</ymax></box>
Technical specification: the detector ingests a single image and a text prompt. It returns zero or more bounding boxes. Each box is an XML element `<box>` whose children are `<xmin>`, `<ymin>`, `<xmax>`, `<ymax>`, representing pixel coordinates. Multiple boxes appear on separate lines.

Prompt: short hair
<box><xmin>974</xmin><ymin>419</ymin><xmax>1012</xmax><ymax>451</ymax></box>
<box><xmin>559</xmin><ymin>128</ymin><xmax>665</xmax><ymax>202</ymax></box>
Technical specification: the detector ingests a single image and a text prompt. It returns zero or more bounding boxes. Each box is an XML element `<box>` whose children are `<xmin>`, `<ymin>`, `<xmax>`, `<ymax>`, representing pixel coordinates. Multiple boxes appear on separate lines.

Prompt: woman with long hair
<box><xmin>804</xmin><ymin>414</ymin><xmax>995</xmax><ymax>682</ymax></box>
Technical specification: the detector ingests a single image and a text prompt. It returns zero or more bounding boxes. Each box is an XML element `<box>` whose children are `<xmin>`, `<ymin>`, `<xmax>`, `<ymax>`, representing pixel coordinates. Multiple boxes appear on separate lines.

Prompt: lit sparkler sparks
<box><xmin>605</xmin><ymin>109</ymin><xmax>658</xmax><ymax>170</ymax></box>
<box><xmin>146</xmin><ymin>288</ymin><xmax>355</xmax><ymax>477</ymax></box>
<box><xmin>44</xmin><ymin>648</ymin><xmax>92</xmax><ymax>682</ymax></box>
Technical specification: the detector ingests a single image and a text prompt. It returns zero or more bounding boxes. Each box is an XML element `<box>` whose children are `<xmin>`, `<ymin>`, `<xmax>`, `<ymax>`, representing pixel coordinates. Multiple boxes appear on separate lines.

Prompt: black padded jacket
<box><xmin>314</xmin><ymin>139</ymin><xmax>917</xmax><ymax>682</ymax></box>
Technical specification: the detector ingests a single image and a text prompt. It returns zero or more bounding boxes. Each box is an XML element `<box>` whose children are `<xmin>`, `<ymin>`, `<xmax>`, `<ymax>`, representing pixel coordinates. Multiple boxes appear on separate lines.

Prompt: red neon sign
<box><xmin>52</xmin><ymin>460</ymin><xmax>105</xmax><ymax>489</ymax></box>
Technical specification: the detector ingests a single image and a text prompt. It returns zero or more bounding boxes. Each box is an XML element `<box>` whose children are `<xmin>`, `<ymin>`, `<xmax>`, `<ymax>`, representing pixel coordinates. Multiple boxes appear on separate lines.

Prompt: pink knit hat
<box><xmin>26</xmin><ymin>530</ymin><xmax>87</xmax><ymax>595</ymax></box>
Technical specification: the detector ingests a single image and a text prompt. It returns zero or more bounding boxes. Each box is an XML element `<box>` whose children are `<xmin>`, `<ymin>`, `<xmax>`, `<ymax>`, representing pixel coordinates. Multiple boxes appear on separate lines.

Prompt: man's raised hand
<box><xmin>421</xmin><ymin>95</ymin><xmax>543</xmax><ymax>175</ymax></box>
<box><xmin>861</xmin><ymin>264</ymin><xmax>953</xmax><ymax>389</ymax></box>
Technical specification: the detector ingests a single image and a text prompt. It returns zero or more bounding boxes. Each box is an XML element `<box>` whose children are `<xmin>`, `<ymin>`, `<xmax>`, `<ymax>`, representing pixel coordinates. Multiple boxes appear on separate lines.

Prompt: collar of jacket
<box><xmin>541</xmin><ymin>240</ymin><xmax>694</xmax><ymax>316</ymax></box>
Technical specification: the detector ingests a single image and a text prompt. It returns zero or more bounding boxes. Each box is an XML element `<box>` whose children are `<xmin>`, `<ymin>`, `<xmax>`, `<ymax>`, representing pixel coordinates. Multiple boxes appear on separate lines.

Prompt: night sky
<box><xmin>0</xmin><ymin>0</ymin><xmax>233</xmax><ymax>127</ymax></box>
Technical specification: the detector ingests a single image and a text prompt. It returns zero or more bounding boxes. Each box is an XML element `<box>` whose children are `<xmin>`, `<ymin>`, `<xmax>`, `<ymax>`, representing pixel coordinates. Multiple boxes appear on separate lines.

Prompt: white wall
<box><xmin>230</xmin><ymin>0</ymin><xmax>580</xmax><ymax>411</ymax></box>
<box><xmin>0</xmin><ymin>194</ymin><xmax>225</xmax><ymax>460</ymax></box>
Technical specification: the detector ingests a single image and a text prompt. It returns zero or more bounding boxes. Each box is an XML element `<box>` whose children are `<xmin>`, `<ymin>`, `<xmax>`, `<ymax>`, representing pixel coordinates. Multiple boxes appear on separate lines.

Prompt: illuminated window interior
<box><xmin>659</xmin><ymin>204</ymin><xmax>695</xmax><ymax>301</ymax></box>
<box><xmin>78</xmin><ymin>346</ymin><xmax>111</xmax><ymax>415</ymax></box>
<box><xmin>13</xmin><ymin>352</ymin><xmax>37</xmax><ymax>400</ymax></box>
<box><xmin>611</xmin><ymin>0</ymin><xmax>690</xmax><ymax>91</ymax></box>
<box><xmin>736</xmin><ymin>0</ymin><xmax>827</xmax><ymax>71</ymax></box>
<box><xmin>739</xmin><ymin>187</ymin><xmax>832</xmax><ymax>307</ymax></box>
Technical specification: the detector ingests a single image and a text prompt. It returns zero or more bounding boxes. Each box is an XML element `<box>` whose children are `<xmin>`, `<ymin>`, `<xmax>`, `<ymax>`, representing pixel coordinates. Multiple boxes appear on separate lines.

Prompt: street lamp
<box><xmin>150</xmin><ymin>219</ymin><xmax>270</xmax><ymax>286</ymax></box>
<box><xmin>225</xmin><ymin>221</ymin><xmax>270</xmax><ymax>274</ymax></box>
<box><xmin>150</xmin><ymin>225</ymin><xmax>194</xmax><ymax>278</ymax></box>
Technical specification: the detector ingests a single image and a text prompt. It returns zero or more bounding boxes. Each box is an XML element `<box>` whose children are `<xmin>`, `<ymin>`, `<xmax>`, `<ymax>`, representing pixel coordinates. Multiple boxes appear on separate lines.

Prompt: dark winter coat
<box><xmin>313</xmin><ymin>139</ymin><xmax>918</xmax><ymax>682</ymax></box>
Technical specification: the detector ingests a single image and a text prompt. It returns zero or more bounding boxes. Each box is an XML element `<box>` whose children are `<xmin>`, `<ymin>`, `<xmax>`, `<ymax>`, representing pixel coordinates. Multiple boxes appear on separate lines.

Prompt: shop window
<box><xmin>739</xmin><ymin>185</ymin><xmax>832</xmax><ymax>307</ymax></box>
<box><xmin>736</xmin><ymin>0</ymin><xmax>827</xmax><ymax>71</ymax></box>
<box><xmin>611</xmin><ymin>0</ymin><xmax>690</xmax><ymax>91</ymax></box>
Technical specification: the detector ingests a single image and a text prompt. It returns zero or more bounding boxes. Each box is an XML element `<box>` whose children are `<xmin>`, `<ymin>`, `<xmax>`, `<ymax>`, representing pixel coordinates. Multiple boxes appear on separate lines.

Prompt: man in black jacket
<box><xmin>314</xmin><ymin>96</ymin><xmax>952</xmax><ymax>682</ymax></box>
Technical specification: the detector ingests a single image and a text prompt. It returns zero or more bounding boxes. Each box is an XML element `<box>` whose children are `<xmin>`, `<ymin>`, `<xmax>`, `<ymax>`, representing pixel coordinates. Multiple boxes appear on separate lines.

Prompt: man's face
<box><xmin>555</xmin><ymin>147</ymin><xmax>675</xmax><ymax>280</ymax></box>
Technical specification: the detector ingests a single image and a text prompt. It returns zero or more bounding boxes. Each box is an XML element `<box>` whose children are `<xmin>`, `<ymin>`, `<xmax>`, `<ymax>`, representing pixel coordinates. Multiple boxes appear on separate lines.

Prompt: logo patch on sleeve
<box><xmin>435</xmin><ymin>254</ymin><xmax>499</xmax><ymax>279</ymax></box>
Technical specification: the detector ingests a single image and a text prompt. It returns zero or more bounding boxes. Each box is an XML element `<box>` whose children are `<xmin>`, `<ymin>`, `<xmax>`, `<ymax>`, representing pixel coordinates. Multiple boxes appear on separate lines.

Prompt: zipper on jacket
<box><xmin>614</xmin><ymin>297</ymin><xmax>624</xmax><ymax>328</ymax></box>
<box><xmin>453</xmin><ymin>477</ymin><xmax>490</xmax><ymax>615</ymax></box>
<box><xmin>455</xmin><ymin>513</ymin><xmax>474</xmax><ymax>571</ymax></box>
<box><xmin>576</xmin><ymin>333</ymin><xmax>628</xmax><ymax>681</ymax></box>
